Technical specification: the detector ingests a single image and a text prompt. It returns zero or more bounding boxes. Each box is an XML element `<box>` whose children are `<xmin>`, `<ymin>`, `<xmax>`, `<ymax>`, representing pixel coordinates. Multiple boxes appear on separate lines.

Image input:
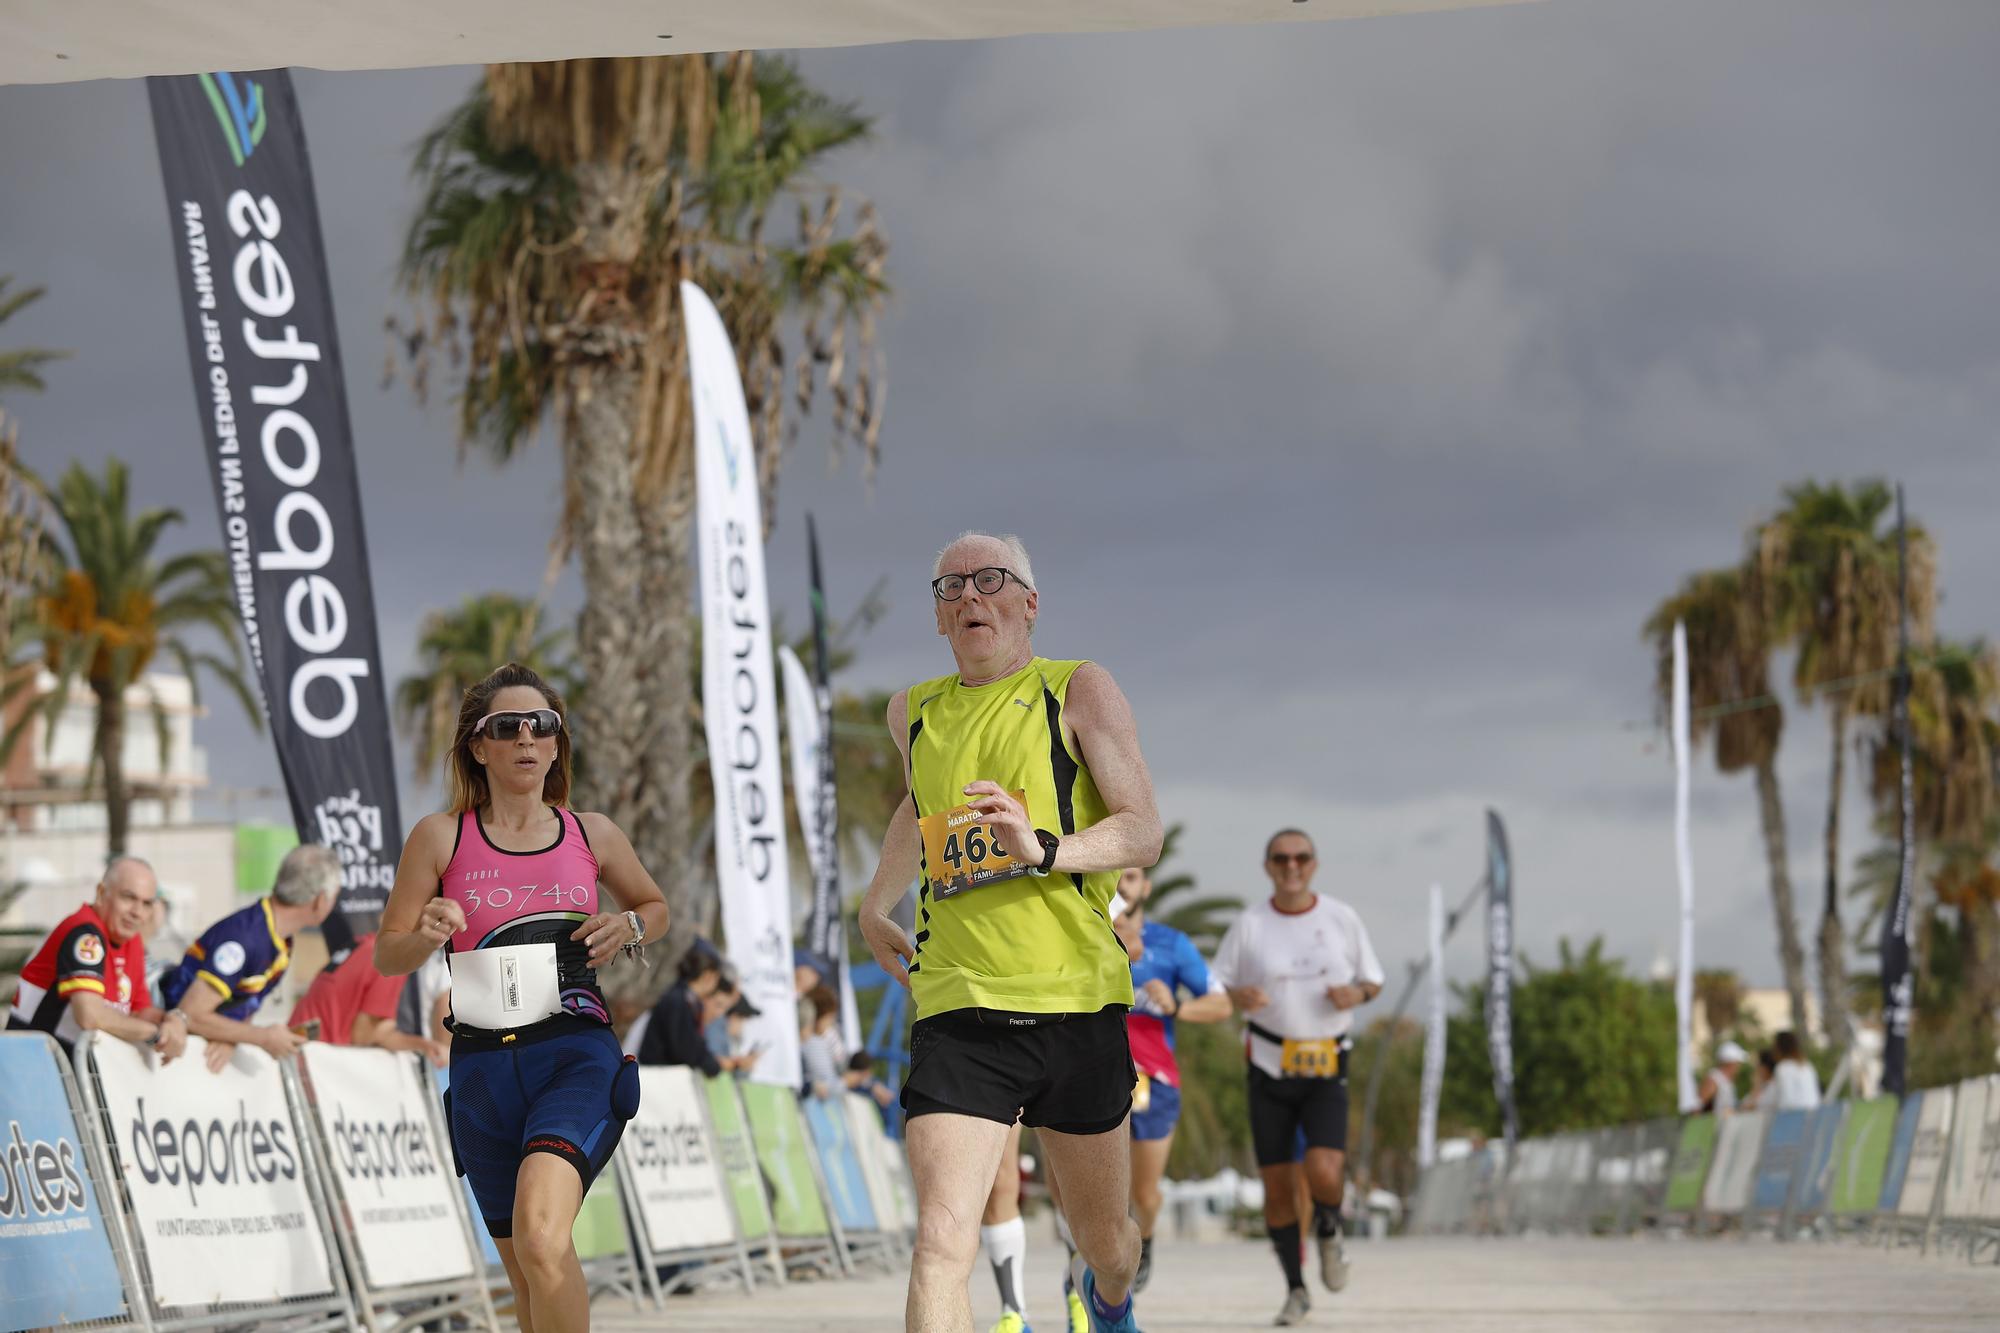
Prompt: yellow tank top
<box><xmin>904</xmin><ymin>656</ymin><xmax>1133</xmax><ymax>1018</ymax></box>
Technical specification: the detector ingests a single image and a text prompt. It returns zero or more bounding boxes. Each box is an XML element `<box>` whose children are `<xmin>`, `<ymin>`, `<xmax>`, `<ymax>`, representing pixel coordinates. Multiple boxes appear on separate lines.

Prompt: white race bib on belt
<box><xmin>450</xmin><ymin>944</ymin><xmax>563</xmax><ymax>1030</ymax></box>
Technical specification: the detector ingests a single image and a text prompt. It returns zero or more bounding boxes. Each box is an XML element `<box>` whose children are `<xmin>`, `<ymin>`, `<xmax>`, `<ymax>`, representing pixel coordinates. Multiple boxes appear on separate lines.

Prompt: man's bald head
<box><xmin>95</xmin><ymin>856</ymin><xmax>158</xmax><ymax>944</ymax></box>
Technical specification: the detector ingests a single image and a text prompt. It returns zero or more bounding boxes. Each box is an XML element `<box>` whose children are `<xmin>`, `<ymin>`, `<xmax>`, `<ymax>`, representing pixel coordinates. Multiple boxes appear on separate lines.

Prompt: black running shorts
<box><xmin>1248</xmin><ymin>1063</ymin><xmax>1350</xmax><ymax>1168</ymax></box>
<box><xmin>901</xmin><ymin>1003</ymin><xmax>1134</xmax><ymax>1136</ymax></box>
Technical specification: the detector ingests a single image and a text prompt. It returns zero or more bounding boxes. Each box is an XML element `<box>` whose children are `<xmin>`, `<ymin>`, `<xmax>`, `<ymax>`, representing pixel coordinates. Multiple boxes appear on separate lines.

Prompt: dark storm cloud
<box><xmin>3</xmin><ymin>0</ymin><xmax>1997</xmax><ymax>990</ymax></box>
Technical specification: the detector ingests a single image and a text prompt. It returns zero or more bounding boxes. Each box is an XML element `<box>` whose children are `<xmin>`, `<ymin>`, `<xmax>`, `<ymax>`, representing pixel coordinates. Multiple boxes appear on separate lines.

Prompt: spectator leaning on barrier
<box><xmin>288</xmin><ymin>932</ymin><xmax>448</xmax><ymax>1064</ymax></box>
<box><xmin>1766</xmin><ymin>1029</ymin><xmax>1822</xmax><ymax>1111</ymax></box>
<box><xmin>844</xmin><ymin>1049</ymin><xmax>896</xmax><ymax>1114</ymax></box>
<box><xmin>159</xmin><ymin>843</ymin><xmax>341</xmax><ymax>1070</ymax></box>
<box><xmin>1699</xmin><ymin>1040</ymin><xmax>1748</xmax><ymax>1114</ymax></box>
<box><xmin>1745</xmin><ymin>1047</ymin><xmax>1778</xmax><ymax>1108</ymax></box>
<box><xmin>702</xmin><ymin>972</ymin><xmax>760</xmax><ymax>1074</ymax></box>
<box><xmin>636</xmin><ymin>944</ymin><xmax>725</xmax><ymax>1074</ymax></box>
<box><xmin>7</xmin><ymin>856</ymin><xmax>190</xmax><ymax>1062</ymax></box>
<box><xmin>799</xmin><ymin>983</ymin><xmax>843</xmax><ymax>1098</ymax></box>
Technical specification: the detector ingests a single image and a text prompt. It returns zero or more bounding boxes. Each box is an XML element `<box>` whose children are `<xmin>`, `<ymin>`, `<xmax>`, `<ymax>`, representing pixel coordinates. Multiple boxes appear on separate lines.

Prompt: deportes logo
<box><xmin>198</xmin><ymin>71</ymin><xmax>267</xmax><ymax>166</ymax></box>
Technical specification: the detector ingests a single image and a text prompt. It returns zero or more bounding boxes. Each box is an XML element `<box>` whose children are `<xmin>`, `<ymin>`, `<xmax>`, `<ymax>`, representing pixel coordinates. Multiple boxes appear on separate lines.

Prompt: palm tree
<box><xmin>1144</xmin><ymin>822</ymin><xmax>1238</xmax><ymax>952</ymax></box>
<box><xmin>3</xmin><ymin>459</ymin><xmax>258</xmax><ymax>854</ymax></box>
<box><xmin>1644</xmin><ymin>567</ymin><xmax>1810</xmax><ymax>1031</ymax></box>
<box><xmin>0</xmin><ymin>276</ymin><xmax>67</xmax><ymax>399</ymax></box>
<box><xmin>1756</xmin><ymin>480</ymin><xmax>1936</xmax><ymax>1050</ymax></box>
<box><xmin>0</xmin><ymin>415</ymin><xmax>45</xmax><ymax>670</ymax></box>
<box><xmin>397</xmin><ymin>55</ymin><xmax>888</xmax><ymax>952</ymax></box>
<box><xmin>393</xmin><ymin>592</ymin><xmax>575</xmax><ymax>779</ymax></box>
<box><xmin>1861</xmin><ymin>638</ymin><xmax>2000</xmax><ymax>1056</ymax></box>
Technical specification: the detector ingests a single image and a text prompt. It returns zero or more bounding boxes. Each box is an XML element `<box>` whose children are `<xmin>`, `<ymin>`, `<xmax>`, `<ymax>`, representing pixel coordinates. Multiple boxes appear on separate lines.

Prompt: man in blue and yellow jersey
<box><xmin>160</xmin><ymin>843</ymin><xmax>341</xmax><ymax>1070</ymax></box>
<box><xmin>860</xmin><ymin>532</ymin><xmax>1163</xmax><ymax>1333</ymax></box>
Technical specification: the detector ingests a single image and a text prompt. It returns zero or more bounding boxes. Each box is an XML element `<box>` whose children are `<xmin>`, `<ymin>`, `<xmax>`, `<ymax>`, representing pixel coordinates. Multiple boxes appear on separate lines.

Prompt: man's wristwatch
<box><xmin>1030</xmin><ymin>829</ymin><xmax>1060</xmax><ymax>877</ymax></box>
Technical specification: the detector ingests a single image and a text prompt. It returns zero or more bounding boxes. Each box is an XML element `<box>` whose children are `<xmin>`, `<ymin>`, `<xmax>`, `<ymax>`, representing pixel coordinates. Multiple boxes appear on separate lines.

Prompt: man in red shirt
<box><xmin>8</xmin><ymin>857</ymin><xmax>190</xmax><ymax>1060</ymax></box>
<box><xmin>289</xmin><ymin>933</ymin><xmax>446</xmax><ymax>1063</ymax></box>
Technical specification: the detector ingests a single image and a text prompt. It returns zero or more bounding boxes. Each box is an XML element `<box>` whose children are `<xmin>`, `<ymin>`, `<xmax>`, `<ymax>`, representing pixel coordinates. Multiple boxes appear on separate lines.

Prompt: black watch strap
<box><xmin>1033</xmin><ymin>829</ymin><xmax>1060</xmax><ymax>875</ymax></box>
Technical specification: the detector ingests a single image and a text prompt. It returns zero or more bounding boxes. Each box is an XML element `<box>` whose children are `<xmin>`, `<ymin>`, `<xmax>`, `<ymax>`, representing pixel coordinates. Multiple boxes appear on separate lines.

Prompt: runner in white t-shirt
<box><xmin>1209</xmin><ymin>829</ymin><xmax>1383</xmax><ymax>1328</ymax></box>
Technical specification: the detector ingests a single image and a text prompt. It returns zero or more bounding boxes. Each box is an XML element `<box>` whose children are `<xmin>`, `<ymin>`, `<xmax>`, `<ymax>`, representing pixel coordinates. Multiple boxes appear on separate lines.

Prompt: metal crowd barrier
<box><xmin>0</xmin><ymin>1031</ymin><xmax>924</xmax><ymax>1333</ymax></box>
<box><xmin>1405</xmin><ymin>1073</ymin><xmax>2000</xmax><ymax>1267</ymax></box>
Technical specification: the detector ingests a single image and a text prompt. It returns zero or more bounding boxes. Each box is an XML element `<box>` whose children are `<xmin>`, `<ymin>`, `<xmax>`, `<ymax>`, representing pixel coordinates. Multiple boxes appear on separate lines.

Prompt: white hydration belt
<box><xmin>449</xmin><ymin>943</ymin><xmax>564</xmax><ymax>1030</ymax></box>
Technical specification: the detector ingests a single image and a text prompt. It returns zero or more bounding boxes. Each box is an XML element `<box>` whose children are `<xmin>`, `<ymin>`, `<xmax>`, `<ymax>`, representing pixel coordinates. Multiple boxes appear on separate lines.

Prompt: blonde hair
<box><xmin>446</xmin><ymin>662</ymin><xmax>573</xmax><ymax>813</ymax></box>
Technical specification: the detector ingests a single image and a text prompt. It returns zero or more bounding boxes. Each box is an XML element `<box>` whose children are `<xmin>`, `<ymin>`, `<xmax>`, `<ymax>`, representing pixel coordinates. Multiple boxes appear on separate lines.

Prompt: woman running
<box><xmin>378</xmin><ymin>662</ymin><xmax>668</xmax><ymax>1333</ymax></box>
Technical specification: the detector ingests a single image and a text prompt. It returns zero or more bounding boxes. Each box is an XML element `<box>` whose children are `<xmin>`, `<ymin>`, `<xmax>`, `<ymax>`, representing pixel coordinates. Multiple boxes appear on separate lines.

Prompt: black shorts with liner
<box><xmin>1247</xmin><ymin>1061</ymin><xmax>1351</xmax><ymax>1168</ymax></box>
<box><xmin>901</xmin><ymin>1003</ymin><xmax>1134</xmax><ymax>1136</ymax></box>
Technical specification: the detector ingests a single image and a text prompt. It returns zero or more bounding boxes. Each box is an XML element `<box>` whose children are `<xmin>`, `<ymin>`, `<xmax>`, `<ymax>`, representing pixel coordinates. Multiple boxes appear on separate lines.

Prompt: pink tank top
<box><xmin>440</xmin><ymin>807</ymin><xmax>609</xmax><ymax>1024</ymax></box>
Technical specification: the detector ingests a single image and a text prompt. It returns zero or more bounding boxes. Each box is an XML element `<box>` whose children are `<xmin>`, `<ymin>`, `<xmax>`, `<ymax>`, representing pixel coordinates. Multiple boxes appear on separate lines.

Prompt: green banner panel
<box><xmin>1829</xmin><ymin>1097</ymin><xmax>1897</xmax><ymax>1215</ymax></box>
<box><xmin>1663</xmin><ymin>1115</ymin><xmax>1719</xmax><ymax>1211</ymax></box>
<box><xmin>234</xmin><ymin>821</ymin><xmax>300</xmax><ymax>894</ymax></box>
<box><xmin>571</xmin><ymin>1169</ymin><xmax>630</xmax><ymax>1260</ymax></box>
<box><xmin>740</xmin><ymin>1081</ymin><xmax>832</xmax><ymax>1240</ymax></box>
<box><xmin>706</xmin><ymin>1076</ymin><xmax>775</xmax><ymax>1241</ymax></box>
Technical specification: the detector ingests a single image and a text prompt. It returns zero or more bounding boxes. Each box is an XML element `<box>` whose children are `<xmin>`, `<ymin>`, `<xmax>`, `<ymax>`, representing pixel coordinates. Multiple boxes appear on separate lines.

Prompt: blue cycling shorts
<box><xmin>1130</xmin><ymin>1077</ymin><xmax>1182</xmax><ymax>1142</ymax></box>
<box><xmin>444</xmin><ymin>1020</ymin><xmax>636</xmax><ymax>1237</ymax></box>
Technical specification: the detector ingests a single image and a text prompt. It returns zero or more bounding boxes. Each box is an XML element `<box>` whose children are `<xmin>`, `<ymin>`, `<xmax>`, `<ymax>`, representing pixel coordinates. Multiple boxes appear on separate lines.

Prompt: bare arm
<box><xmin>177</xmin><ymin>980</ymin><xmax>304</xmax><ymax>1059</ymax></box>
<box><xmin>857</xmin><ymin>691</ymin><xmax>922</xmax><ymax>989</ymax></box>
<box><xmin>352</xmin><ymin>1011</ymin><xmax>447</xmax><ymax>1066</ymax></box>
<box><xmin>573</xmin><ymin>813</ymin><xmax>670</xmax><ymax>967</ymax></box>
<box><xmin>1059</xmin><ymin>664</ymin><xmax>1164</xmax><ymax>871</ymax></box>
<box><xmin>70</xmin><ymin>993</ymin><xmax>188</xmax><ymax>1060</ymax></box>
<box><xmin>1176</xmin><ymin>988</ymin><xmax>1232</xmax><ymax>1023</ymax></box>
<box><xmin>376</xmin><ymin>813</ymin><xmax>460</xmax><ymax>977</ymax></box>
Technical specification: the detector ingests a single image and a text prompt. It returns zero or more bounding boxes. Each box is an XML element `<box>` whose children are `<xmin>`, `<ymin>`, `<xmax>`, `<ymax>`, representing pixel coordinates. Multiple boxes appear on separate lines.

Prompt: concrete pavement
<box><xmin>593</xmin><ymin>1233</ymin><xmax>2000</xmax><ymax>1331</ymax></box>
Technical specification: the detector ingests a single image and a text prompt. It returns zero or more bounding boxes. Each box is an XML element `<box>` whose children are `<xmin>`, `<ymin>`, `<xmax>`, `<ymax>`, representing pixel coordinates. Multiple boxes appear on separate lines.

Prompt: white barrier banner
<box><xmin>91</xmin><ymin>1035</ymin><xmax>332</xmax><ymax>1308</ymax></box>
<box><xmin>843</xmin><ymin>1091</ymin><xmax>903</xmax><ymax>1233</ymax></box>
<box><xmin>620</xmin><ymin>1066</ymin><xmax>736</xmax><ymax>1252</ymax></box>
<box><xmin>1700</xmin><ymin>1109</ymin><xmax>1766</xmax><ymax>1215</ymax></box>
<box><xmin>1899</xmin><ymin>1086</ymin><xmax>1954</xmax><ymax>1218</ymax></box>
<box><xmin>299</xmin><ymin>1044</ymin><xmax>472</xmax><ymax>1287</ymax></box>
<box><xmin>1972</xmin><ymin>1075</ymin><xmax>2000</xmax><ymax>1219</ymax></box>
<box><xmin>688</xmin><ymin>277</ymin><xmax>800</xmax><ymax>1089</ymax></box>
<box><xmin>1941</xmin><ymin>1076</ymin><xmax>1990</xmax><ymax>1219</ymax></box>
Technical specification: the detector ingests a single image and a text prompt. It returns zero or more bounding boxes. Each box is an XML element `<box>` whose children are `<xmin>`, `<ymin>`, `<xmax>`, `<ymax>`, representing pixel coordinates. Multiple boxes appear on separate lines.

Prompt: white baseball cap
<box><xmin>1716</xmin><ymin>1040</ymin><xmax>1750</xmax><ymax>1064</ymax></box>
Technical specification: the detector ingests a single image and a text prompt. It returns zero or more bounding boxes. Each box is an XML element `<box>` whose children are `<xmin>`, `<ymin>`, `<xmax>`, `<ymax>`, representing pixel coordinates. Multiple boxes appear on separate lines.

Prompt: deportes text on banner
<box><xmin>686</xmin><ymin>279</ymin><xmax>799</xmax><ymax>1088</ymax></box>
<box><xmin>89</xmin><ymin>1034</ymin><xmax>334</xmax><ymax>1308</ymax></box>
<box><xmin>1484</xmin><ymin>808</ymin><xmax>1519</xmax><ymax>1153</ymax></box>
<box><xmin>0</xmin><ymin>1035</ymin><xmax>127</xmax><ymax>1329</ymax></box>
<box><xmin>146</xmin><ymin>70</ymin><xmax>400</xmax><ymax>952</ymax></box>
<box><xmin>299</xmin><ymin>1043</ymin><xmax>473</xmax><ymax>1288</ymax></box>
<box><xmin>619</xmin><ymin>1066</ymin><xmax>736</xmax><ymax>1253</ymax></box>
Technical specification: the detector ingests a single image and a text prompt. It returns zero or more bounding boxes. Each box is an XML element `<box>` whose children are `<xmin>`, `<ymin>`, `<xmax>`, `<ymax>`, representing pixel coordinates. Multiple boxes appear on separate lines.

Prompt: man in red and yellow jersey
<box><xmin>7</xmin><ymin>857</ymin><xmax>190</xmax><ymax>1061</ymax></box>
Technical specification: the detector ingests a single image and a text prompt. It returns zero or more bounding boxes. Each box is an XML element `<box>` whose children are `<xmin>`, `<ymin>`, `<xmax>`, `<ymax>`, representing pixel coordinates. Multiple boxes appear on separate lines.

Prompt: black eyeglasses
<box><xmin>473</xmin><ymin>708</ymin><xmax>563</xmax><ymax>742</ymax></box>
<box><xmin>1268</xmin><ymin>852</ymin><xmax>1315</xmax><ymax>867</ymax></box>
<box><xmin>932</xmin><ymin>566</ymin><xmax>1029</xmax><ymax>602</ymax></box>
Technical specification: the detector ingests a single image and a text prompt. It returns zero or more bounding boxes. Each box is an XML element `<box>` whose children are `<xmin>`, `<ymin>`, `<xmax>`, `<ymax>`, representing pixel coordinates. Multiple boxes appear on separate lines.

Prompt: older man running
<box><xmin>860</xmin><ymin>531</ymin><xmax>1163</xmax><ymax>1333</ymax></box>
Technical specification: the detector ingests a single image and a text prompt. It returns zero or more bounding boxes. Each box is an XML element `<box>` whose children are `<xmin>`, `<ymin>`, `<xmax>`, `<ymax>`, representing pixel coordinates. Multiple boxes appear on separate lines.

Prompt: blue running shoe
<box><xmin>1067</xmin><ymin>1254</ymin><xmax>1140</xmax><ymax>1333</ymax></box>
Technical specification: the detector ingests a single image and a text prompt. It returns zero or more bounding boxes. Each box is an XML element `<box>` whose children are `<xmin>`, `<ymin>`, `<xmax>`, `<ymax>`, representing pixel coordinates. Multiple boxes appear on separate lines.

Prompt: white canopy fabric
<box><xmin>2</xmin><ymin>0</ymin><xmax>1528</xmax><ymax>86</ymax></box>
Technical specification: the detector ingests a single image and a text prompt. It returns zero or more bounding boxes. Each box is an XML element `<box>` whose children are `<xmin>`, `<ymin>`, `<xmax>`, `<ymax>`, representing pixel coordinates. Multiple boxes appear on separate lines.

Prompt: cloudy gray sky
<box><xmin>5</xmin><ymin>0</ymin><xmax>1997</xmax><ymax>995</ymax></box>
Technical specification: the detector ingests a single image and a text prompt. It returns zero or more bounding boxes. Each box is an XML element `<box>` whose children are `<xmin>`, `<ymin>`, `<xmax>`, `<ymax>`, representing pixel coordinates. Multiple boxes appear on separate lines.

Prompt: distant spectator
<box><xmin>636</xmin><ymin>945</ymin><xmax>724</xmax><ymax>1074</ymax></box>
<box><xmin>701</xmin><ymin>973</ymin><xmax>760</xmax><ymax>1074</ymax></box>
<box><xmin>793</xmin><ymin>947</ymin><xmax>831</xmax><ymax>996</ymax></box>
<box><xmin>1767</xmin><ymin>1030</ymin><xmax>1822</xmax><ymax>1111</ymax></box>
<box><xmin>1699</xmin><ymin>1040</ymin><xmax>1748</xmax><ymax>1114</ymax></box>
<box><xmin>141</xmin><ymin>885</ymin><xmax>189</xmax><ymax>999</ymax></box>
<box><xmin>288</xmin><ymin>933</ymin><xmax>447</xmax><ymax>1064</ymax></box>
<box><xmin>799</xmin><ymin>984</ymin><xmax>843</xmax><ymax>1098</ymax></box>
<box><xmin>159</xmin><ymin>844</ymin><xmax>340</xmax><ymax>1071</ymax></box>
<box><xmin>7</xmin><ymin>857</ymin><xmax>189</xmax><ymax>1062</ymax></box>
<box><xmin>844</xmin><ymin>1049</ymin><xmax>895</xmax><ymax>1112</ymax></box>
<box><xmin>1745</xmin><ymin>1047</ymin><xmax>1779</xmax><ymax>1108</ymax></box>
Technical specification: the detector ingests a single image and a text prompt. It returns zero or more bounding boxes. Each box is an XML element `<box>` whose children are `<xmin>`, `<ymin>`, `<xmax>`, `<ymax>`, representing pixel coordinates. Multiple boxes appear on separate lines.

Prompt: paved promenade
<box><xmin>595</xmin><ymin>1233</ymin><xmax>2000</xmax><ymax>1331</ymax></box>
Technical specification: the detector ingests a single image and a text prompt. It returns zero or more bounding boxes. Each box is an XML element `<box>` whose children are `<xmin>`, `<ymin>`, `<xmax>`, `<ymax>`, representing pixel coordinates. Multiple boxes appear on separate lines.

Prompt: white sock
<box><xmin>981</xmin><ymin>1216</ymin><xmax>1029</xmax><ymax>1317</ymax></box>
